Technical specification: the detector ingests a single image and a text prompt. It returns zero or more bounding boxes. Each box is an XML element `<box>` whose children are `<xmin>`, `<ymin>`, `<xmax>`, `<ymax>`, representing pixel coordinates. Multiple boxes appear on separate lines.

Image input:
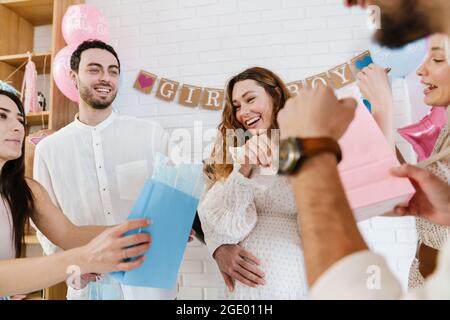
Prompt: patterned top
<box><xmin>409</xmin><ymin>123</ymin><xmax>450</xmax><ymax>289</ymax></box>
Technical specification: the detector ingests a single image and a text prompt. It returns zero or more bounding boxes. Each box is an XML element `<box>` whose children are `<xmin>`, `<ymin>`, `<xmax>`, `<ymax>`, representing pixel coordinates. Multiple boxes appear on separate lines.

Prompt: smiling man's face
<box><xmin>73</xmin><ymin>48</ymin><xmax>120</xmax><ymax>110</ymax></box>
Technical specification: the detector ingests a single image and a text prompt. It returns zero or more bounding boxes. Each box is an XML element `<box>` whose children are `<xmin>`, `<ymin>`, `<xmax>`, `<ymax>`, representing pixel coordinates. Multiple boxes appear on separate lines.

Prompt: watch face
<box><xmin>278</xmin><ymin>138</ymin><xmax>301</xmax><ymax>174</ymax></box>
<box><xmin>279</xmin><ymin>140</ymin><xmax>291</xmax><ymax>162</ymax></box>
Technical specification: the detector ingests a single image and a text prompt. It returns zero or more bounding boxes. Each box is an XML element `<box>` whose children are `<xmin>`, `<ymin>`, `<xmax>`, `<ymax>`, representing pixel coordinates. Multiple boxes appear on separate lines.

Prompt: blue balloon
<box><xmin>370</xmin><ymin>38</ymin><xmax>427</xmax><ymax>78</ymax></box>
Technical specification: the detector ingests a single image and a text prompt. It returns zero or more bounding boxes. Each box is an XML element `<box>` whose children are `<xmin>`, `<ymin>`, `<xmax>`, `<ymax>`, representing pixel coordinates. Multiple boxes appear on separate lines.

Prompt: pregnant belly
<box><xmin>236</xmin><ymin>214</ymin><xmax>308</xmax><ymax>299</ymax></box>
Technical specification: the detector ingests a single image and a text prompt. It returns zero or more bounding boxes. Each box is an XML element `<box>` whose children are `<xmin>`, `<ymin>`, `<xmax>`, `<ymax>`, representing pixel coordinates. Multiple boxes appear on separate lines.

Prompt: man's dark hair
<box><xmin>70</xmin><ymin>39</ymin><xmax>121</xmax><ymax>73</ymax></box>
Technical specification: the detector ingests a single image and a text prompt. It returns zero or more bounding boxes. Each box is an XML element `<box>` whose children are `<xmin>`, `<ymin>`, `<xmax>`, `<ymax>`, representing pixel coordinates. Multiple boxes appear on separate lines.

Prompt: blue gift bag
<box><xmin>88</xmin><ymin>274</ymin><xmax>123</xmax><ymax>300</ymax></box>
<box><xmin>112</xmin><ymin>154</ymin><xmax>203</xmax><ymax>289</ymax></box>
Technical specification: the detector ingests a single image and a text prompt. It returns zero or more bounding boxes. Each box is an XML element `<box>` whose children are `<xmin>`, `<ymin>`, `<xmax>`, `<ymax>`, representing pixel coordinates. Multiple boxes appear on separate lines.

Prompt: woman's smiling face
<box><xmin>0</xmin><ymin>94</ymin><xmax>25</xmax><ymax>162</ymax></box>
<box><xmin>232</xmin><ymin>80</ymin><xmax>274</xmax><ymax>135</ymax></box>
<box><xmin>417</xmin><ymin>34</ymin><xmax>450</xmax><ymax>107</ymax></box>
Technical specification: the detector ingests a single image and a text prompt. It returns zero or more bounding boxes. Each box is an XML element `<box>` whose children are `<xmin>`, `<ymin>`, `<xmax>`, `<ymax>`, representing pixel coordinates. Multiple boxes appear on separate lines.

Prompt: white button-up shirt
<box><xmin>33</xmin><ymin>111</ymin><xmax>177</xmax><ymax>300</ymax></box>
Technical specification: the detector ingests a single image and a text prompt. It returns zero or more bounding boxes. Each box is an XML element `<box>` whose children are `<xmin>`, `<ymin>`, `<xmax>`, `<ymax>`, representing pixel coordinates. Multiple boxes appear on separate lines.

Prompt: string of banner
<box><xmin>133</xmin><ymin>50</ymin><xmax>372</xmax><ymax>110</ymax></box>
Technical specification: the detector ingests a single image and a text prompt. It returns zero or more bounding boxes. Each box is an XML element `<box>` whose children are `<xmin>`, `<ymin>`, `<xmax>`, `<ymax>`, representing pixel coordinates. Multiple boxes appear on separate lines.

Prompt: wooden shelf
<box><xmin>24</xmin><ymin>234</ymin><xmax>39</xmax><ymax>245</ymax></box>
<box><xmin>0</xmin><ymin>0</ymin><xmax>54</xmax><ymax>26</ymax></box>
<box><xmin>26</xmin><ymin>291</ymin><xmax>43</xmax><ymax>300</ymax></box>
<box><xmin>26</xmin><ymin>111</ymin><xmax>49</xmax><ymax>126</ymax></box>
<box><xmin>0</xmin><ymin>52</ymin><xmax>52</xmax><ymax>75</ymax></box>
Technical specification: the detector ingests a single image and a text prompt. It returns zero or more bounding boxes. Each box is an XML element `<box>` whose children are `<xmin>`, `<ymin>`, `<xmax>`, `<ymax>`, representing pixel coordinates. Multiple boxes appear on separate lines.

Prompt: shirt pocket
<box><xmin>116</xmin><ymin>160</ymin><xmax>149</xmax><ymax>201</ymax></box>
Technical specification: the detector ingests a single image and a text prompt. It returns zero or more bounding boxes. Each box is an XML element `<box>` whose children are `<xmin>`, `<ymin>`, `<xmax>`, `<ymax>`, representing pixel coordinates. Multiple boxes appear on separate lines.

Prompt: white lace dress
<box><xmin>408</xmin><ymin>124</ymin><xmax>450</xmax><ymax>289</ymax></box>
<box><xmin>198</xmin><ymin>165</ymin><xmax>309</xmax><ymax>300</ymax></box>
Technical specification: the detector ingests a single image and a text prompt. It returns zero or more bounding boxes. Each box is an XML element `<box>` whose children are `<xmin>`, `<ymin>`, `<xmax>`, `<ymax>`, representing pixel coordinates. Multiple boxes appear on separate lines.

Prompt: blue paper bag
<box><xmin>112</xmin><ymin>154</ymin><xmax>203</xmax><ymax>289</ymax></box>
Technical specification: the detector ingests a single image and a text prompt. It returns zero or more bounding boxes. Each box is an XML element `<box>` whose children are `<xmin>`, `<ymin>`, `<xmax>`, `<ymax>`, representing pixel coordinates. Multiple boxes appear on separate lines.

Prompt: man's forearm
<box><xmin>289</xmin><ymin>153</ymin><xmax>368</xmax><ymax>285</ymax></box>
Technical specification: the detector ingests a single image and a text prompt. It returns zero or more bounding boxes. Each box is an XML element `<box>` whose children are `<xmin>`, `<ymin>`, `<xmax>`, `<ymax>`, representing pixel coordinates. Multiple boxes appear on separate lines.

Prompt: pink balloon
<box><xmin>397</xmin><ymin>107</ymin><xmax>448</xmax><ymax>161</ymax></box>
<box><xmin>62</xmin><ymin>4</ymin><xmax>110</xmax><ymax>45</ymax></box>
<box><xmin>52</xmin><ymin>44</ymin><xmax>79</xmax><ymax>103</ymax></box>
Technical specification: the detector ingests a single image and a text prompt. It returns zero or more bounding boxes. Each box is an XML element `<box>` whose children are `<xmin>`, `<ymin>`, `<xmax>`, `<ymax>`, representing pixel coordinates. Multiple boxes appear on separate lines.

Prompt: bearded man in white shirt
<box><xmin>33</xmin><ymin>40</ymin><xmax>179</xmax><ymax>300</ymax></box>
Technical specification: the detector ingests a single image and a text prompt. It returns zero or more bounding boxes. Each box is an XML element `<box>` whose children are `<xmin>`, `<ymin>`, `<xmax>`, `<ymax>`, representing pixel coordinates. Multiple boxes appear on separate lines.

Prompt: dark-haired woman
<box><xmin>0</xmin><ymin>89</ymin><xmax>150</xmax><ymax>298</ymax></box>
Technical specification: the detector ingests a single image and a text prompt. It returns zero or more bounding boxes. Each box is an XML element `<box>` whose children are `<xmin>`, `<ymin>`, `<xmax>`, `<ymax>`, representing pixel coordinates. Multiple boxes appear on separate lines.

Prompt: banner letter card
<box><xmin>201</xmin><ymin>88</ymin><xmax>225</xmax><ymax>110</ymax></box>
<box><xmin>134</xmin><ymin>70</ymin><xmax>158</xmax><ymax>94</ymax></box>
<box><xmin>156</xmin><ymin>78</ymin><xmax>180</xmax><ymax>102</ymax></box>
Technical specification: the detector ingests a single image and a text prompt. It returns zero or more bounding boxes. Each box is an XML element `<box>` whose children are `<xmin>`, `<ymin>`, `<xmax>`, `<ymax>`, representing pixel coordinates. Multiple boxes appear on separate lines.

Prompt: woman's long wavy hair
<box><xmin>0</xmin><ymin>89</ymin><xmax>34</xmax><ymax>258</ymax></box>
<box><xmin>204</xmin><ymin>67</ymin><xmax>291</xmax><ymax>183</ymax></box>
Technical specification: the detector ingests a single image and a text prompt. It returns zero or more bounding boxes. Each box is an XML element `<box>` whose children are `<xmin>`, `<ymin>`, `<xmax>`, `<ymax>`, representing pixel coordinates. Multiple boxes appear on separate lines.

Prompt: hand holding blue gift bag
<box><xmin>113</xmin><ymin>153</ymin><xmax>204</xmax><ymax>289</ymax></box>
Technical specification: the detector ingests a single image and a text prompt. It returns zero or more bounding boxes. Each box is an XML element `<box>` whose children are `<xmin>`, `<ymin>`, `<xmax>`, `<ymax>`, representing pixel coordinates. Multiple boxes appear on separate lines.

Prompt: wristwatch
<box><xmin>278</xmin><ymin>137</ymin><xmax>342</xmax><ymax>175</ymax></box>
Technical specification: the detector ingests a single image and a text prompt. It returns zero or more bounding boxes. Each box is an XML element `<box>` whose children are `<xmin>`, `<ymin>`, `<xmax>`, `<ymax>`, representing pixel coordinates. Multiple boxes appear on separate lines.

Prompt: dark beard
<box><xmin>79</xmin><ymin>83</ymin><xmax>117</xmax><ymax>110</ymax></box>
<box><xmin>374</xmin><ymin>0</ymin><xmax>433</xmax><ymax>48</ymax></box>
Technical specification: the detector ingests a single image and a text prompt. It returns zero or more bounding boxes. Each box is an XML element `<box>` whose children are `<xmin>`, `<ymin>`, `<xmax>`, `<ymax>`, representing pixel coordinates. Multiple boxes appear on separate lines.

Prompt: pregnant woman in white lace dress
<box><xmin>198</xmin><ymin>67</ymin><xmax>308</xmax><ymax>299</ymax></box>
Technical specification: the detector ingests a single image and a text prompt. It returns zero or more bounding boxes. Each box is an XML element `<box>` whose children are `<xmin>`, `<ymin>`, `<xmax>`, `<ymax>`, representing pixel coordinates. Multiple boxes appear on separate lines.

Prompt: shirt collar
<box><xmin>74</xmin><ymin>110</ymin><xmax>117</xmax><ymax>131</ymax></box>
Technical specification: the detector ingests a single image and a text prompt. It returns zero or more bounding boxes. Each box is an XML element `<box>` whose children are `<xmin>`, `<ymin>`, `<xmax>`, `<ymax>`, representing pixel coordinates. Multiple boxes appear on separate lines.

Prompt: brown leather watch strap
<box><xmin>278</xmin><ymin>137</ymin><xmax>343</xmax><ymax>175</ymax></box>
<box><xmin>299</xmin><ymin>137</ymin><xmax>342</xmax><ymax>164</ymax></box>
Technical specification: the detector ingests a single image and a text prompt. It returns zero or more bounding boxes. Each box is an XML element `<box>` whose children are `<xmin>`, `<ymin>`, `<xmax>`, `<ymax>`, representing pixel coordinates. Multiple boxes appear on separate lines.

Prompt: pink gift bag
<box><xmin>337</xmin><ymin>87</ymin><xmax>415</xmax><ymax>221</ymax></box>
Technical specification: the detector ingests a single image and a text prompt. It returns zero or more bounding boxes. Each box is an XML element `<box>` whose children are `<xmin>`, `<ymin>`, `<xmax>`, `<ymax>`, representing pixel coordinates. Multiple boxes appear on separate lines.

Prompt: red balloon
<box><xmin>398</xmin><ymin>107</ymin><xmax>448</xmax><ymax>161</ymax></box>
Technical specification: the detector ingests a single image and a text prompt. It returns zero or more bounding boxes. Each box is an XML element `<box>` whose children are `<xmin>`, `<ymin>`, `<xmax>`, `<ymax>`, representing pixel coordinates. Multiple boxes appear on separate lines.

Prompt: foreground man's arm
<box><xmin>289</xmin><ymin>153</ymin><xmax>368</xmax><ymax>285</ymax></box>
<box><xmin>278</xmin><ymin>86</ymin><xmax>402</xmax><ymax>299</ymax></box>
<box><xmin>278</xmin><ymin>85</ymin><xmax>367</xmax><ymax>285</ymax></box>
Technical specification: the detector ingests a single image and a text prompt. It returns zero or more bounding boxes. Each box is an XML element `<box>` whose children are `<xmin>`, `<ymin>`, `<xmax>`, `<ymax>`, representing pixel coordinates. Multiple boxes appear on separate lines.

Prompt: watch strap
<box><xmin>299</xmin><ymin>137</ymin><xmax>342</xmax><ymax>164</ymax></box>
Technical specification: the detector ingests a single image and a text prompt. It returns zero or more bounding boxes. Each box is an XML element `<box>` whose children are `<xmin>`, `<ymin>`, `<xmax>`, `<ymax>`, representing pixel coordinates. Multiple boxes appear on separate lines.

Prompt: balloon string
<box><xmin>5</xmin><ymin>61</ymin><xmax>28</xmax><ymax>84</ymax></box>
<box><xmin>41</xmin><ymin>54</ymin><xmax>48</xmax><ymax>129</ymax></box>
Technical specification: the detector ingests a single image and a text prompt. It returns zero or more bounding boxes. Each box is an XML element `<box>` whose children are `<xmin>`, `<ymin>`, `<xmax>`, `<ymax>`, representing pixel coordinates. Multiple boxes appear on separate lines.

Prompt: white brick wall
<box><xmin>34</xmin><ymin>25</ymin><xmax>53</xmax><ymax>116</ymax></box>
<box><xmin>35</xmin><ymin>0</ymin><xmax>419</xmax><ymax>299</ymax></box>
<box><xmin>34</xmin><ymin>25</ymin><xmax>53</xmax><ymax>53</ymax></box>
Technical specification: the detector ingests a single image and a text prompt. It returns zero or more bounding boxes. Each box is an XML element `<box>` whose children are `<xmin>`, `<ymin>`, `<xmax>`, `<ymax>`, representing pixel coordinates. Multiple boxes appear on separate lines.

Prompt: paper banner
<box><xmin>156</xmin><ymin>78</ymin><xmax>180</xmax><ymax>102</ymax></box>
<box><xmin>179</xmin><ymin>84</ymin><xmax>203</xmax><ymax>108</ymax></box>
<box><xmin>351</xmin><ymin>50</ymin><xmax>373</xmax><ymax>71</ymax></box>
<box><xmin>133</xmin><ymin>50</ymin><xmax>382</xmax><ymax>109</ymax></box>
<box><xmin>201</xmin><ymin>88</ymin><xmax>224</xmax><ymax>110</ymax></box>
<box><xmin>286</xmin><ymin>81</ymin><xmax>304</xmax><ymax>96</ymax></box>
<box><xmin>329</xmin><ymin>63</ymin><xmax>356</xmax><ymax>89</ymax></box>
<box><xmin>134</xmin><ymin>70</ymin><xmax>157</xmax><ymax>94</ymax></box>
<box><xmin>306</xmin><ymin>72</ymin><xmax>332</xmax><ymax>89</ymax></box>
<box><xmin>350</xmin><ymin>50</ymin><xmax>375</xmax><ymax>112</ymax></box>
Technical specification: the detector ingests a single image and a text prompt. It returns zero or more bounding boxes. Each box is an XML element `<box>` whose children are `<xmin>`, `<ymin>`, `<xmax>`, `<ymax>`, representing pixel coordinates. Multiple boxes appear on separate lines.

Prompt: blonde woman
<box><xmin>357</xmin><ymin>34</ymin><xmax>450</xmax><ymax>289</ymax></box>
<box><xmin>198</xmin><ymin>67</ymin><xmax>309</xmax><ymax>299</ymax></box>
